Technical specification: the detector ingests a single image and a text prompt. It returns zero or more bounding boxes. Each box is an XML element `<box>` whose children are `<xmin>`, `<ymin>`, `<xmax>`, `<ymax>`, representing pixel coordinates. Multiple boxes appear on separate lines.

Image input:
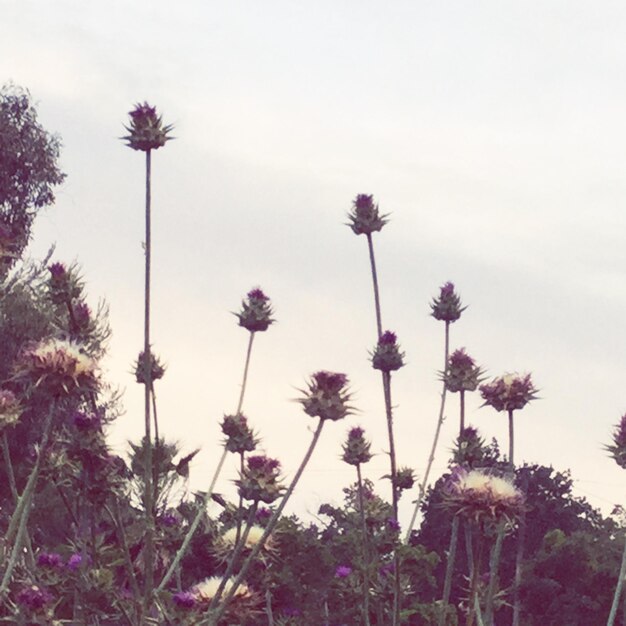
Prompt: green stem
<box><xmin>608</xmin><ymin>531</ymin><xmax>626</xmax><ymax>626</ymax></box>
<box><xmin>206</xmin><ymin>420</ymin><xmax>325</xmax><ymax>626</ymax></box>
<box><xmin>366</xmin><ymin>233</ymin><xmax>382</xmax><ymax>338</ymax></box>
<box><xmin>0</xmin><ymin>405</ymin><xmax>55</xmax><ymax>597</ymax></box>
<box><xmin>142</xmin><ymin>148</ymin><xmax>155</xmax><ymax>610</ymax></box>
<box><xmin>405</xmin><ymin>321</ymin><xmax>450</xmax><ymax>542</ymax></box>
<box><xmin>356</xmin><ymin>464</ymin><xmax>372</xmax><ymax>626</ymax></box>
<box><xmin>236</xmin><ymin>331</ymin><xmax>255</xmax><ymax>415</ymax></box>
<box><xmin>484</xmin><ymin>523</ymin><xmax>505</xmax><ymax>625</ymax></box>
<box><xmin>439</xmin><ymin>515</ymin><xmax>460</xmax><ymax>626</ymax></box>
<box><xmin>466</xmin><ymin>528</ymin><xmax>484</xmax><ymax>626</ymax></box>
<box><xmin>157</xmin><ymin>446</ymin><xmax>229</xmax><ymax>593</ymax></box>
<box><xmin>508</xmin><ymin>409</ymin><xmax>515</xmax><ymax>468</ymax></box>
<box><xmin>460</xmin><ymin>390</ymin><xmax>465</xmax><ymax>437</ymax></box>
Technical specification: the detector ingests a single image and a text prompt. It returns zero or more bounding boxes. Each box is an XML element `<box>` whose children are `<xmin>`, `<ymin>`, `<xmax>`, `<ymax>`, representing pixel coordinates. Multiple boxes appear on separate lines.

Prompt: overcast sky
<box><xmin>4</xmin><ymin>0</ymin><xmax>626</xmax><ymax>526</ymax></box>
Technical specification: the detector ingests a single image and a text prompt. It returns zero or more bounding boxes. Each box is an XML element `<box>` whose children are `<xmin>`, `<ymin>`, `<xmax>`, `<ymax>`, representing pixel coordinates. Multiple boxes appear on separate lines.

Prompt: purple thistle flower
<box><xmin>480</xmin><ymin>373</ymin><xmax>538</xmax><ymax>413</ymax></box>
<box><xmin>379</xmin><ymin>330</ymin><xmax>397</xmax><ymax>345</ymax></box>
<box><xmin>247</xmin><ymin>288</ymin><xmax>269</xmax><ymax>301</ymax></box>
<box><xmin>607</xmin><ymin>414</ymin><xmax>626</xmax><ymax>469</ymax></box>
<box><xmin>158</xmin><ymin>512</ymin><xmax>180</xmax><ymax>527</ymax></box>
<box><xmin>371</xmin><ymin>331</ymin><xmax>405</xmax><ymax>372</ymax></box>
<box><xmin>430</xmin><ymin>282</ymin><xmax>466</xmax><ymax>323</ymax></box>
<box><xmin>36</xmin><ymin>552</ymin><xmax>63</xmax><ymax>568</ymax></box>
<box><xmin>335</xmin><ymin>565</ymin><xmax>352</xmax><ymax>578</ymax></box>
<box><xmin>347</xmin><ymin>193</ymin><xmax>389</xmax><ymax>235</ymax></box>
<box><xmin>66</xmin><ymin>553</ymin><xmax>83</xmax><ymax>571</ymax></box>
<box><xmin>172</xmin><ymin>590</ymin><xmax>198</xmax><ymax>609</ymax></box>
<box><xmin>386</xmin><ymin>517</ymin><xmax>401</xmax><ymax>532</ymax></box>
<box><xmin>48</xmin><ymin>262</ymin><xmax>66</xmax><ymax>280</ymax></box>
<box><xmin>16</xmin><ymin>585</ymin><xmax>53</xmax><ymax>611</ymax></box>
<box><xmin>236</xmin><ymin>287</ymin><xmax>275</xmax><ymax>332</ymax></box>
<box><xmin>123</xmin><ymin>102</ymin><xmax>173</xmax><ymax>151</ymax></box>
<box><xmin>299</xmin><ymin>371</ymin><xmax>353</xmax><ymax>422</ymax></box>
<box><xmin>256</xmin><ymin>507</ymin><xmax>272</xmax><ymax>523</ymax></box>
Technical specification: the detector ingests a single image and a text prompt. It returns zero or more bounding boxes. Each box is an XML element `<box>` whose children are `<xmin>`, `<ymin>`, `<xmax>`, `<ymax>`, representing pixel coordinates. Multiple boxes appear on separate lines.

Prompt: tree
<box><xmin>0</xmin><ymin>84</ymin><xmax>65</xmax><ymax>276</ymax></box>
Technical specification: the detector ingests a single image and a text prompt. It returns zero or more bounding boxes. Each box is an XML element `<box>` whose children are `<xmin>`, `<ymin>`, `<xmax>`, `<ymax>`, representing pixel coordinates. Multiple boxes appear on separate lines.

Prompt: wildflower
<box><xmin>36</xmin><ymin>552</ymin><xmax>63</xmax><ymax>568</ymax></box>
<box><xmin>0</xmin><ymin>389</ymin><xmax>22</xmax><ymax>430</ymax></box>
<box><xmin>480</xmin><ymin>373</ymin><xmax>538</xmax><ymax>413</ymax></box>
<box><xmin>430</xmin><ymin>282</ymin><xmax>465</xmax><ymax>323</ymax></box>
<box><xmin>48</xmin><ymin>262</ymin><xmax>82</xmax><ymax>305</ymax></box>
<box><xmin>442</xmin><ymin>467</ymin><xmax>525</xmax><ymax>525</ymax></box>
<box><xmin>158</xmin><ymin>512</ymin><xmax>180</xmax><ymax>527</ymax></box>
<box><xmin>298</xmin><ymin>370</ymin><xmax>353</xmax><ymax>422</ymax></box>
<box><xmin>66</xmin><ymin>553</ymin><xmax>83</xmax><ymax>571</ymax></box>
<box><xmin>342</xmin><ymin>425</ymin><xmax>372</xmax><ymax>466</ymax></box>
<box><xmin>606</xmin><ymin>414</ymin><xmax>626</xmax><ymax>469</ymax></box>
<box><xmin>386</xmin><ymin>517</ymin><xmax>401</xmax><ymax>532</ymax></box>
<box><xmin>237</xmin><ymin>455</ymin><xmax>284</xmax><ymax>503</ymax></box>
<box><xmin>256</xmin><ymin>507</ymin><xmax>272</xmax><ymax>524</ymax></box>
<box><xmin>221</xmin><ymin>413</ymin><xmax>257</xmax><ymax>453</ymax></box>
<box><xmin>335</xmin><ymin>565</ymin><xmax>352</xmax><ymax>578</ymax></box>
<box><xmin>393</xmin><ymin>466</ymin><xmax>415</xmax><ymax>492</ymax></box>
<box><xmin>133</xmin><ymin>349</ymin><xmax>166</xmax><ymax>384</ymax></box>
<box><xmin>219</xmin><ymin>524</ymin><xmax>266</xmax><ymax>549</ymax></box>
<box><xmin>73</xmin><ymin>302</ymin><xmax>91</xmax><ymax>331</ymax></box>
<box><xmin>122</xmin><ymin>102</ymin><xmax>173</xmax><ymax>151</ymax></box>
<box><xmin>14</xmin><ymin>337</ymin><xmax>98</xmax><ymax>395</ymax></box>
<box><xmin>235</xmin><ymin>287</ymin><xmax>274</xmax><ymax>332</ymax></box>
<box><xmin>193</xmin><ymin>576</ymin><xmax>255</xmax><ymax>604</ymax></box>
<box><xmin>347</xmin><ymin>194</ymin><xmax>389</xmax><ymax>235</ymax></box>
<box><xmin>16</xmin><ymin>584</ymin><xmax>53</xmax><ymax>611</ymax></box>
<box><xmin>371</xmin><ymin>331</ymin><xmax>405</xmax><ymax>372</ymax></box>
<box><xmin>444</xmin><ymin>348</ymin><xmax>484</xmax><ymax>393</ymax></box>
<box><xmin>172</xmin><ymin>591</ymin><xmax>197</xmax><ymax>609</ymax></box>
<box><xmin>453</xmin><ymin>426</ymin><xmax>485</xmax><ymax>468</ymax></box>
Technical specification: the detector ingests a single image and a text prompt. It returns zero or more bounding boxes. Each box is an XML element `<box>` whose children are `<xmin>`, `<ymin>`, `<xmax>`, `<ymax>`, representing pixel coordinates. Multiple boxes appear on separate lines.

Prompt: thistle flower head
<box><xmin>16</xmin><ymin>584</ymin><xmax>53</xmax><ymax>612</ymax></box>
<box><xmin>452</xmin><ymin>426</ymin><xmax>486</xmax><ymax>467</ymax></box>
<box><xmin>394</xmin><ymin>466</ymin><xmax>416</xmax><ymax>492</ymax></box>
<box><xmin>133</xmin><ymin>349</ymin><xmax>166</xmax><ymax>385</ymax></box>
<box><xmin>237</xmin><ymin>454</ymin><xmax>284</xmax><ymax>503</ymax></box>
<box><xmin>215</xmin><ymin>524</ymin><xmax>274</xmax><ymax>563</ymax></box>
<box><xmin>347</xmin><ymin>193</ymin><xmax>389</xmax><ymax>235</ymax></box>
<box><xmin>606</xmin><ymin>414</ymin><xmax>626</xmax><ymax>469</ymax></box>
<box><xmin>47</xmin><ymin>262</ymin><xmax>82</xmax><ymax>305</ymax></box>
<box><xmin>235</xmin><ymin>287</ymin><xmax>275</xmax><ymax>332</ymax></box>
<box><xmin>444</xmin><ymin>348</ymin><xmax>484</xmax><ymax>393</ymax></box>
<box><xmin>335</xmin><ymin>565</ymin><xmax>352</xmax><ymax>578</ymax></box>
<box><xmin>480</xmin><ymin>373</ymin><xmax>538</xmax><ymax>413</ymax></box>
<box><xmin>0</xmin><ymin>389</ymin><xmax>22</xmax><ymax>430</ymax></box>
<box><xmin>36</xmin><ymin>552</ymin><xmax>63</xmax><ymax>568</ymax></box>
<box><xmin>298</xmin><ymin>370</ymin><xmax>353</xmax><ymax>421</ymax></box>
<box><xmin>442</xmin><ymin>467</ymin><xmax>525</xmax><ymax>525</ymax></box>
<box><xmin>430</xmin><ymin>282</ymin><xmax>466</xmax><ymax>323</ymax></box>
<box><xmin>371</xmin><ymin>330</ymin><xmax>405</xmax><ymax>372</ymax></box>
<box><xmin>192</xmin><ymin>576</ymin><xmax>259</xmax><ymax>621</ymax></box>
<box><xmin>14</xmin><ymin>338</ymin><xmax>98</xmax><ymax>396</ymax></box>
<box><xmin>342</xmin><ymin>425</ymin><xmax>372</xmax><ymax>466</ymax></box>
<box><xmin>172</xmin><ymin>591</ymin><xmax>197</xmax><ymax>610</ymax></box>
<box><xmin>122</xmin><ymin>102</ymin><xmax>173</xmax><ymax>151</ymax></box>
<box><xmin>221</xmin><ymin>413</ymin><xmax>258</xmax><ymax>453</ymax></box>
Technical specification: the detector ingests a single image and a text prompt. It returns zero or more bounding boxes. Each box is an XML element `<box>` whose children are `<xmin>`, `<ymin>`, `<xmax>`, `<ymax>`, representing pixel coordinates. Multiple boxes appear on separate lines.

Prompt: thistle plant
<box><xmin>122</xmin><ymin>101</ymin><xmax>173</xmax><ymax>606</ymax></box>
<box><xmin>206</xmin><ymin>370</ymin><xmax>352</xmax><ymax>626</ymax></box>
<box><xmin>479</xmin><ymin>372</ymin><xmax>537</xmax><ymax>624</ymax></box>
<box><xmin>406</xmin><ymin>282</ymin><xmax>465</xmax><ymax>542</ymax></box>
<box><xmin>342</xmin><ymin>425</ymin><xmax>373</xmax><ymax>626</ymax></box>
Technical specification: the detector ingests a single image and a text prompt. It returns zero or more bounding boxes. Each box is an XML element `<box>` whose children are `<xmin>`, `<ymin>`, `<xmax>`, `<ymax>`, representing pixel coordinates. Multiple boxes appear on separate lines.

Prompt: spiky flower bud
<box><xmin>133</xmin><ymin>349</ymin><xmax>166</xmax><ymax>384</ymax></box>
<box><xmin>371</xmin><ymin>331</ymin><xmax>405</xmax><ymax>372</ymax></box>
<box><xmin>606</xmin><ymin>414</ymin><xmax>626</xmax><ymax>469</ymax></box>
<box><xmin>298</xmin><ymin>370</ymin><xmax>352</xmax><ymax>422</ymax></box>
<box><xmin>452</xmin><ymin>426</ymin><xmax>485</xmax><ymax>467</ymax></box>
<box><xmin>0</xmin><ymin>389</ymin><xmax>22</xmax><ymax>430</ymax></box>
<box><xmin>235</xmin><ymin>287</ymin><xmax>275</xmax><ymax>332</ymax></box>
<box><xmin>48</xmin><ymin>262</ymin><xmax>82</xmax><ymax>305</ymax></box>
<box><xmin>442</xmin><ymin>467</ymin><xmax>525</xmax><ymax>526</ymax></box>
<box><xmin>342</xmin><ymin>426</ymin><xmax>372</xmax><ymax>466</ymax></box>
<box><xmin>480</xmin><ymin>373</ymin><xmax>538</xmax><ymax>413</ymax></box>
<box><xmin>430</xmin><ymin>282</ymin><xmax>466</xmax><ymax>323</ymax></box>
<box><xmin>14</xmin><ymin>338</ymin><xmax>98</xmax><ymax>396</ymax></box>
<box><xmin>347</xmin><ymin>194</ymin><xmax>389</xmax><ymax>235</ymax></box>
<box><xmin>221</xmin><ymin>413</ymin><xmax>258</xmax><ymax>454</ymax></box>
<box><xmin>237</xmin><ymin>455</ymin><xmax>284</xmax><ymax>503</ymax></box>
<box><xmin>122</xmin><ymin>102</ymin><xmax>173</xmax><ymax>151</ymax></box>
<box><xmin>443</xmin><ymin>348</ymin><xmax>484</xmax><ymax>393</ymax></box>
<box><xmin>394</xmin><ymin>466</ymin><xmax>415</xmax><ymax>492</ymax></box>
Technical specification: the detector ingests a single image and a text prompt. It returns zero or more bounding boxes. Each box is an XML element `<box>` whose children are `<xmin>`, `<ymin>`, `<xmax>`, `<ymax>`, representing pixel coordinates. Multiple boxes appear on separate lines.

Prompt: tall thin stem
<box><xmin>608</xmin><ymin>532</ymin><xmax>626</xmax><ymax>626</ymax></box>
<box><xmin>366</xmin><ymin>233</ymin><xmax>382</xmax><ymax>338</ymax></box>
<box><xmin>157</xmin><ymin>447</ymin><xmax>229</xmax><ymax>592</ymax></box>
<box><xmin>439</xmin><ymin>515</ymin><xmax>460</xmax><ymax>626</ymax></box>
<box><xmin>460</xmin><ymin>390</ymin><xmax>466</xmax><ymax>437</ymax></box>
<box><xmin>206</xmin><ymin>420</ymin><xmax>325</xmax><ymax>626</ymax></box>
<box><xmin>405</xmin><ymin>320</ymin><xmax>450</xmax><ymax>542</ymax></box>
<box><xmin>356</xmin><ymin>464</ymin><xmax>372</xmax><ymax>626</ymax></box>
<box><xmin>237</xmin><ymin>331</ymin><xmax>255</xmax><ymax>415</ymax></box>
<box><xmin>508</xmin><ymin>409</ymin><xmax>515</xmax><ymax>468</ymax></box>
<box><xmin>142</xmin><ymin>149</ymin><xmax>155</xmax><ymax>608</ymax></box>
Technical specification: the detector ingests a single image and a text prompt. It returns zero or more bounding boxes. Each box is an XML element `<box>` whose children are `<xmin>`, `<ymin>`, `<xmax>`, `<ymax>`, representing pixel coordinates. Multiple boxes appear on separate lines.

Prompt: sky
<box><xmin>3</xmin><ymin>0</ymin><xmax>626</xmax><ymax>527</ymax></box>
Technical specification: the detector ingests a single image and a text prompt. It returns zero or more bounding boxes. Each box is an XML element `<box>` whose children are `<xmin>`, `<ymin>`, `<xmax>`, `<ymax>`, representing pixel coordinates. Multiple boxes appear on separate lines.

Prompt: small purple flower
<box><xmin>16</xmin><ymin>585</ymin><xmax>53</xmax><ymax>611</ymax></box>
<box><xmin>74</xmin><ymin>302</ymin><xmax>91</xmax><ymax>327</ymax></box>
<box><xmin>371</xmin><ymin>331</ymin><xmax>405</xmax><ymax>372</ymax></box>
<box><xmin>159</xmin><ymin>512</ymin><xmax>180</xmax><ymax>527</ymax></box>
<box><xmin>335</xmin><ymin>565</ymin><xmax>352</xmax><ymax>578</ymax></box>
<box><xmin>172</xmin><ymin>590</ymin><xmax>198</xmax><ymax>609</ymax></box>
<box><xmin>256</xmin><ymin>507</ymin><xmax>272</xmax><ymax>523</ymax></box>
<box><xmin>236</xmin><ymin>287</ymin><xmax>275</xmax><ymax>332</ymax></box>
<box><xmin>379</xmin><ymin>331</ymin><xmax>397</xmax><ymax>345</ymax></box>
<box><xmin>66</xmin><ymin>553</ymin><xmax>83</xmax><ymax>571</ymax></box>
<box><xmin>386</xmin><ymin>517</ymin><xmax>401</xmax><ymax>532</ymax></box>
<box><xmin>379</xmin><ymin>562</ymin><xmax>395</xmax><ymax>577</ymax></box>
<box><xmin>247</xmin><ymin>288</ymin><xmax>269</xmax><ymax>301</ymax></box>
<box><xmin>36</xmin><ymin>552</ymin><xmax>63</xmax><ymax>568</ymax></box>
<box><xmin>48</xmin><ymin>262</ymin><xmax>67</xmax><ymax>280</ymax></box>
<box><xmin>431</xmin><ymin>282</ymin><xmax>465</xmax><ymax>323</ymax></box>
<box><xmin>282</xmin><ymin>607</ymin><xmax>302</xmax><ymax>617</ymax></box>
<box><xmin>347</xmin><ymin>193</ymin><xmax>389</xmax><ymax>235</ymax></box>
